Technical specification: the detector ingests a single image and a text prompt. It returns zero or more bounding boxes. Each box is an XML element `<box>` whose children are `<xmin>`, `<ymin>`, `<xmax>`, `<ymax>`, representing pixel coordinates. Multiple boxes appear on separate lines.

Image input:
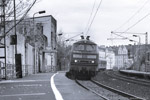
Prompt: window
<box><xmin>86</xmin><ymin>44</ymin><xmax>96</xmax><ymax>51</ymax></box>
<box><xmin>74</xmin><ymin>44</ymin><xmax>84</xmax><ymax>51</ymax></box>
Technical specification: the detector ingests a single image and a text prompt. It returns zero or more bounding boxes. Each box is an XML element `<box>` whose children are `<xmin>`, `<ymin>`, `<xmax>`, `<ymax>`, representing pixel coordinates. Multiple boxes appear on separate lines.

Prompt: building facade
<box><xmin>98</xmin><ymin>46</ymin><xmax>115</xmax><ymax>70</ymax></box>
<box><xmin>115</xmin><ymin>45</ymin><xmax>129</xmax><ymax>69</ymax></box>
<box><xmin>33</xmin><ymin>15</ymin><xmax>57</xmax><ymax>72</ymax></box>
<box><xmin>0</xmin><ymin>15</ymin><xmax>57</xmax><ymax>79</ymax></box>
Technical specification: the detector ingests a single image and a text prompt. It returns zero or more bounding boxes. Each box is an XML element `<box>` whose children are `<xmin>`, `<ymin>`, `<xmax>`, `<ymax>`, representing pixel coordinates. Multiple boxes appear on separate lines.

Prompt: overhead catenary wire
<box><xmin>84</xmin><ymin>0</ymin><xmax>96</xmax><ymax>35</ymax></box>
<box><xmin>123</xmin><ymin>12</ymin><xmax>150</xmax><ymax>32</ymax></box>
<box><xmin>114</xmin><ymin>0</ymin><xmax>149</xmax><ymax>32</ymax></box>
<box><xmin>111</xmin><ymin>0</ymin><xmax>150</xmax><ymax>44</ymax></box>
<box><xmin>86</xmin><ymin>0</ymin><xmax>103</xmax><ymax>35</ymax></box>
<box><xmin>65</xmin><ymin>33</ymin><xmax>83</xmax><ymax>41</ymax></box>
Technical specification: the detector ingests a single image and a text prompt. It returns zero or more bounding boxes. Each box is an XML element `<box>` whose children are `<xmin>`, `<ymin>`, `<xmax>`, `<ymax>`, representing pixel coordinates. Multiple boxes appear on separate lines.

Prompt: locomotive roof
<box><xmin>74</xmin><ymin>40</ymin><xmax>97</xmax><ymax>45</ymax></box>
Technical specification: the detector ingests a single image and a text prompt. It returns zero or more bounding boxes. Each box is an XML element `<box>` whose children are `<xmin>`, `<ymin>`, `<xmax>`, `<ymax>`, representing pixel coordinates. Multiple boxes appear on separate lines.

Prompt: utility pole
<box><xmin>145</xmin><ymin>32</ymin><xmax>148</xmax><ymax>72</ymax></box>
<box><xmin>13</xmin><ymin>0</ymin><xmax>17</xmax><ymax>54</ymax></box>
<box><xmin>0</xmin><ymin>0</ymin><xmax>7</xmax><ymax>79</ymax></box>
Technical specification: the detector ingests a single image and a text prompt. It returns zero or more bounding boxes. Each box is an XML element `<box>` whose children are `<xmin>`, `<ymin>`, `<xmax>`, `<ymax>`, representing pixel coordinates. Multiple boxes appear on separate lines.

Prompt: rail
<box><xmin>75</xmin><ymin>79</ymin><xmax>145</xmax><ymax>100</ymax></box>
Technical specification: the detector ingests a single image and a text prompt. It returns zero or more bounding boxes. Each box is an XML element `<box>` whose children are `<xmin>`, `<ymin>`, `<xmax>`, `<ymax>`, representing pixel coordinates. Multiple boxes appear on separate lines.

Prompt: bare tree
<box><xmin>0</xmin><ymin>0</ymin><xmax>38</xmax><ymax>37</ymax></box>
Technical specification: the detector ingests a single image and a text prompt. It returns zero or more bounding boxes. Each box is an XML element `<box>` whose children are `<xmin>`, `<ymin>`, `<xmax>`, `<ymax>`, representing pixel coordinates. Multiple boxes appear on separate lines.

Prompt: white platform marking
<box><xmin>51</xmin><ymin>72</ymin><xmax>64</xmax><ymax>100</ymax></box>
<box><xmin>0</xmin><ymin>93</ymin><xmax>46</xmax><ymax>97</ymax></box>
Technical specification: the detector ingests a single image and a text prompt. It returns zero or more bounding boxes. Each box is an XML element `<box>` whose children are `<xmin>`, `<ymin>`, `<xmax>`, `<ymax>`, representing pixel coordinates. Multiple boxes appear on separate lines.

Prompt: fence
<box><xmin>0</xmin><ymin>61</ymin><xmax>33</xmax><ymax>80</ymax></box>
<box><xmin>0</xmin><ymin>61</ymin><xmax>16</xmax><ymax>79</ymax></box>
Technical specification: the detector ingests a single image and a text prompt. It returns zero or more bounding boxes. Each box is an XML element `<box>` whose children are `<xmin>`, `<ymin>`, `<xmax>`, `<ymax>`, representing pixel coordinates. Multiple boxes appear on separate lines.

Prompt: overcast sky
<box><xmin>29</xmin><ymin>0</ymin><xmax>150</xmax><ymax>46</ymax></box>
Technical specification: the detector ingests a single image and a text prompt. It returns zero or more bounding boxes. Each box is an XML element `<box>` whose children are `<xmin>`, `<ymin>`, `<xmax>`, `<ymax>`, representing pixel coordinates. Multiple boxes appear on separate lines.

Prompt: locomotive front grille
<box><xmin>72</xmin><ymin>59</ymin><xmax>97</xmax><ymax>65</ymax></box>
<box><xmin>79</xmin><ymin>60</ymin><xmax>90</xmax><ymax>63</ymax></box>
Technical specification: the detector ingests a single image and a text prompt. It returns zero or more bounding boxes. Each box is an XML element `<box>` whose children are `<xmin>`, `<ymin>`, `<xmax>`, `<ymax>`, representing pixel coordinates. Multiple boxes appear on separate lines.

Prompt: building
<box><xmin>98</xmin><ymin>46</ymin><xmax>115</xmax><ymax>70</ymax></box>
<box><xmin>32</xmin><ymin>15</ymin><xmax>57</xmax><ymax>72</ymax></box>
<box><xmin>98</xmin><ymin>46</ymin><xmax>107</xmax><ymax>70</ymax></box>
<box><xmin>105</xmin><ymin>47</ymin><xmax>115</xmax><ymax>69</ymax></box>
<box><xmin>115</xmin><ymin>45</ymin><xmax>131</xmax><ymax>69</ymax></box>
<box><xmin>0</xmin><ymin>15</ymin><xmax>57</xmax><ymax>79</ymax></box>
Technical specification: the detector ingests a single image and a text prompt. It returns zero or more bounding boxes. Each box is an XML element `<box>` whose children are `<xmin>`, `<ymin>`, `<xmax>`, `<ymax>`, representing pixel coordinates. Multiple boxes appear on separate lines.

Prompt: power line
<box><xmin>5</xmin><ymin>0</ymin><xmax>37</xmax><ymax>36</ymax></box>
<box><xmin>124</xmin><ymin>12</ymin><xmax>150</xmax><ymax>32</ymax></box>
<box><xmin>114</xmin><ymin>0</ymin><xmax>149</xmax><ymax>32</ymax></box>
<box><xmin>84</xmin><ymin>0</ymin><xmax>96</xmax><ymax>35</ymax></box>
<box><xmin>86</xmin><ymin>0</ymin><xmax>103</xmax><ymax>35</ymax></box>
<box><xmin>65</xmin><ymin>33</ymin><xmax>83</xmax><ymax>41</ymax></box>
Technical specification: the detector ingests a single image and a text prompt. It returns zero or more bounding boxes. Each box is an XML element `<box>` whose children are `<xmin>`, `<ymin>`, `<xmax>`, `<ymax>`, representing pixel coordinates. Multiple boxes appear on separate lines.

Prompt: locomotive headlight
<box><xmin>91</xmin><ymin>60</ymin><xmax>95</xmax><ymax>63</ymax></box>
<box><xmin>74</xmin><ymin>59</ymin><xmax>78</xmax><ymax>63</ymax></box>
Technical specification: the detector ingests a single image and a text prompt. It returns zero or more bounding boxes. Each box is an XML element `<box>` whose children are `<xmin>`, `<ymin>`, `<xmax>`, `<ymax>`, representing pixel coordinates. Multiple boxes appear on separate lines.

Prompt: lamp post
<box><xmin>133</xmin><ymin>35</ymin><xmax>141</xmax><ymax>45</ymax></box>
<box><xmin>131</xmin><ymin>35</ymin><xmax>141</xmax><ymax>71</ymax></box>
<box><xmin>32</xmin><ymin>10</ymin><xmax>46</xmax><ymax>74</ymax></box>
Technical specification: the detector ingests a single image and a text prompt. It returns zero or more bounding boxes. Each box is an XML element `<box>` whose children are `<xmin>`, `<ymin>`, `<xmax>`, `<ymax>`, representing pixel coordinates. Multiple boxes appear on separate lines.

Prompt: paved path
<box><xmin>54</xmin><ymin>71</ymin><xmax>101</xmax><ymax>100</ymax></box>
<box><xmin>0</xmin><ymin>71</ymin><xmax>103</xmax><ymax>100</ymax></box>
<box><xmin>0</xmin><ymin>73</ymin><xmax>55</xmax><ymax>100</ymax></box>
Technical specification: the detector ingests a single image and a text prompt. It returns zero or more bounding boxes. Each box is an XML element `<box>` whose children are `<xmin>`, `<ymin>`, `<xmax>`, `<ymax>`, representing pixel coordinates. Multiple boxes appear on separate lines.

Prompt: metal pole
<box><xmin>33</xmin><ymin>13</ymin><xmax>36</xmax><ymax>74</ymax></box>
<box><xmin>13</xmin><ymin>0</ymin><xmax>17</xmax><ymax>54</ymax></box>
<box><xmin>145</xmin><ymin>32</ymin><xmax>148</xmax><ymax>72</ymax></box>
<box><xmin>32</xmin><ymin>11</ymin><xmax>45</xmax><ymax>74</ymax></box>
<box><xmin>2</xmin><ymin>0</ymin><xmax>7</xmax><ymax>79</ymax></box>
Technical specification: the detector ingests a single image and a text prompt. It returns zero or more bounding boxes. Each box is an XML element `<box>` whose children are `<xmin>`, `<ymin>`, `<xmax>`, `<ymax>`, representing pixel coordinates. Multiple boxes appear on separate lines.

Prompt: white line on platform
<box><xmin>0</xmin><ymin>93</ymin><xmax>46</xmax><ymax>97</ymax></box>
<box><xmin>0</xmin><ymin>80</ymin><xmax>50</xmax><ymax>84</ymax></box>
<box><xmin>51</xmin><ymin>72</ymin><xmax>64</xmax><ymax>100</ymax></box>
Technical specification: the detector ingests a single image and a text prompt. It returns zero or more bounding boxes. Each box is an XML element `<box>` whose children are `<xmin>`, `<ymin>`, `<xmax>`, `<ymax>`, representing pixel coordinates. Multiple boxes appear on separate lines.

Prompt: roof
<box><xmin>74</xmin><ymin>39</ymin><xmax>97</xmax><ymax>45</ymax></box>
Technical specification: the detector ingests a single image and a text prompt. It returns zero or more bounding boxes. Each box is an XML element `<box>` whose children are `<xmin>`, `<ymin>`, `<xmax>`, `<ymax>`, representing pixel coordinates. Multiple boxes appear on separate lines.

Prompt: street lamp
<box><xmin>33</xmin><ymin>10</ymin><xmax>46</xmax><ymax>22</ymax></box>
<box><xmin>133</xmin><ymin>35</ymin><xmax>141</xmax><ymax>45</ymax></box>
<box><xmin>32</xmin><ymin>10</ymin><xmax>46</xmax><ymax>74</ymax></box>
<box><xmin>132</xmin><ymin>35</ymin><xmax>141</xmax><ymax>71</ymax></box>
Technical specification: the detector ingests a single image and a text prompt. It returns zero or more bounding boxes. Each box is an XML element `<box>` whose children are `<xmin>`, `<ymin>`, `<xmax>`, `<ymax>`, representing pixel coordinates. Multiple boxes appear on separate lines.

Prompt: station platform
<box><xmin>54</xmin><ymin>71</ymin><xmax>101</xmax><ymax>100</ymax></box>
<box><xmin>119</xmin><ymin>70</ymin><xmax>150</xmax><ymax>78</ymax></box>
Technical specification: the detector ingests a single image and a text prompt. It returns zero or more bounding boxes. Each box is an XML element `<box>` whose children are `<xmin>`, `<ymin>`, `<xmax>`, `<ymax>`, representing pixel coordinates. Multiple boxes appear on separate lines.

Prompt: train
<box><xmin>68</xmin><ymin>36</ymin><xmax>99</xmax><ymax>79</ymax></box>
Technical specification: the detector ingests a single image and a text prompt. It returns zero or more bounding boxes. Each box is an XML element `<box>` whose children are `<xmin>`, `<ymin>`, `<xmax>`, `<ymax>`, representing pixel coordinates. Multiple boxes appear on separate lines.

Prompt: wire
<box><xmin>114</xmin><ymin>0</ymin><xmax>149</xmax><ymax>32</ymax></box>
<box><xmin>123</xmin><ymin>12</ymin><xmax>150</xmax><ymax>32</ymax></box>
<box><xmin>5</xmin><ymin>0</ymin><xmax>37</xmax><ymax>36</ymax></box>
<box><xmin>65</xmin><ymin>33</ymin><xmax>83</xmax><ymax>41</ymax></box>
<box><xmin>86</xmin><ymin>0</ymin><xmax>103</xmax><ymax>35</ymax></box>
<box><xmin>84</xmin><ymin>0</ymin><xmax>96</xmax><ymax>35</ymax></box>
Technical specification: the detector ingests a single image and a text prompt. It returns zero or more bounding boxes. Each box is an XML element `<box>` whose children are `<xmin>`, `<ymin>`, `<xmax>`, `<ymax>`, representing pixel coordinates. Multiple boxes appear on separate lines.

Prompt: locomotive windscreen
<box><xmin>74</xmin><ymin>44</ymin><xmax>96</xmax><ymax>51</ymax></box>
<box><xmin>86</xmin><ymin>44</ymin><xmax>96</xmax><ymax>51</ymax></box>
<box><xmin>74</xmin><ymin>44</ymin><xmax>84</xmax><ymax>51</ymax></box>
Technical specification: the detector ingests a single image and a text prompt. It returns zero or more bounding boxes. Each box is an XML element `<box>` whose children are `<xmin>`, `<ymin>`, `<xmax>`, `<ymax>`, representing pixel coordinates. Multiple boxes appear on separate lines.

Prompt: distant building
<box><xmin>98</xmin><ymin>46</ymin><xmax>107</xmax><ymax>70</ymax></box>
<box><xmin>105</xmin><ymin>47</ymin><xmax>115</xmax><ymax>69</ymax></box>
<box><xmin>98</xmin><ymin>46</ymin><xmax>115</xmax><ymax>70</ymax></box>
<box><xmin>115</xmin><ymin>45</ymin><xmax>131</xmax><ymax>69</ymax></box>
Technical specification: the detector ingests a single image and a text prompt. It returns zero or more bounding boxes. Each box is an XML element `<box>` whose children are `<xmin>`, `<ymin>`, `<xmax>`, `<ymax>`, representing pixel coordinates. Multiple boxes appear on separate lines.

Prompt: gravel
<box><xmin>93</xmin><ymin>71</ymin><xmax>150</xmax><ymax>100</ymax></box>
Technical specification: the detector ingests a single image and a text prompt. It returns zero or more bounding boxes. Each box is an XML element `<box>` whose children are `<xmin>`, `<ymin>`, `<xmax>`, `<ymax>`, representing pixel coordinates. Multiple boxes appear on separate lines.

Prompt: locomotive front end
<box><xmin>69</xmin><ymin>39</ymin><xmax>99</xmax><ymax>77</ymax></box>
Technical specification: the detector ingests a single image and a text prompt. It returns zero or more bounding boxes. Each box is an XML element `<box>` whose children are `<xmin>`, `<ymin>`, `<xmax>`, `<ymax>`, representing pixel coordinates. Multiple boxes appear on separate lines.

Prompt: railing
<box><xmin>0</xmin><ymin>61</ymin><xmax>34</xmax><ymax>80</ymax></box>
<box><xmin>0</xmin><ymin>61</ymin><xmax>16</xmax><ymax>79</ymax></box>
<box><xmin>0</xmin><ymin>61</ymin><xmax>6</xmax><ymax>79</ymax></box>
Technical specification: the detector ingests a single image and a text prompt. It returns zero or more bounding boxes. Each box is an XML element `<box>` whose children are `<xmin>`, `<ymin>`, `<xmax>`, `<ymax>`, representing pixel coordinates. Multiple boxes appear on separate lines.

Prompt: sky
<box><xmin>29</xmin><ymin>0</ymin><xmax>150</xmax><ymax>46</ymax></box>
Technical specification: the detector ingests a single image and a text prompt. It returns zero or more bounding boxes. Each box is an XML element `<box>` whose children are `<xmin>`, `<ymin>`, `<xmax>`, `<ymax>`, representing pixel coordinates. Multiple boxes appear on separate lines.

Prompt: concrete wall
<box><xmin>33</xmin><ymin>15</ymin><xmax>57</xmax><ymax>72</ymax></box>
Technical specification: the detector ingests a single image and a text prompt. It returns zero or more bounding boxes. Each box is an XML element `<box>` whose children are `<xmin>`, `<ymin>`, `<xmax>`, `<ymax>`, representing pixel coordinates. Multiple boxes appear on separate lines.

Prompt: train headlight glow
<box><xmin>91</xmin><ymin>60</ymin><xmax>95</xmax><ymax>63</ymax></box>
<box><xmin>74</xmin><ymin>59</ymin><xmax>78</xmax><ymax>63</ymax></box>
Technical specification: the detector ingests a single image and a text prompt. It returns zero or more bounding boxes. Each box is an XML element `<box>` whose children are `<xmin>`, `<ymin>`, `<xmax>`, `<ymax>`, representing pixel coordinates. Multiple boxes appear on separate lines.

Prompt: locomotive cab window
<box><xmin>86</xmin><ymin>44</ymin><xmax>96</xmax><ymax>51</ymax></box>
<box><xmin>74</xmin><ymin>44</ymin><xmax>84</xmax><ymax>51</ymax></box>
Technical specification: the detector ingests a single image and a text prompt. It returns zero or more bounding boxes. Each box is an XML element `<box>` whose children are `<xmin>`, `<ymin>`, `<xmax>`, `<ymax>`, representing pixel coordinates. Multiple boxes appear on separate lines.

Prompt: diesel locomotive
<box><xmin>68</xmin><ymin>36</ymin><xmax>99</xmax><ymax>78</ymax></box>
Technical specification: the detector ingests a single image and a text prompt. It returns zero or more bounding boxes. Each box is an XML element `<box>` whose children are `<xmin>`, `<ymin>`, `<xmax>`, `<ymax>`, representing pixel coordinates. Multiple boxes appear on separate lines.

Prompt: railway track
<box><xmin>105</xmin><ymin>71</ymin><xmax>150</xmax><ymax>87</ymax></box>
<box><xmin>75</xmin><ymin>79</ymin><xmax>145</xmax><ymax>100</ymax></box>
